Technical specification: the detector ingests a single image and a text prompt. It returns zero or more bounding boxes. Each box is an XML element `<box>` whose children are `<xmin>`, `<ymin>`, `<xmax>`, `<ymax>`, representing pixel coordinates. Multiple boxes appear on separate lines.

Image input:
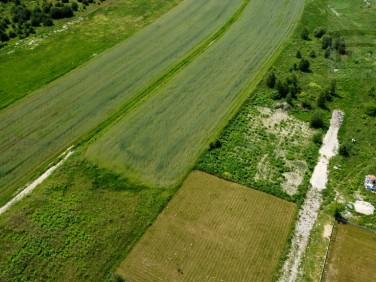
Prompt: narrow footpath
<box><xmin>279</xmin><ymin>110</ymin><xmax>344</xmax><ymax>282</ymax></box>
<box><xmin>0</xmin><ymin>148</ymin><xmax>73</xmax><ymax>216</ymax></box>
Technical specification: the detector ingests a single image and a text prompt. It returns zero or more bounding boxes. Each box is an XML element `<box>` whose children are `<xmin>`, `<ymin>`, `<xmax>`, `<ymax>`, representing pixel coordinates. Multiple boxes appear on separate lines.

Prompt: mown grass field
<box><xmin>323</xmin><ymin>223</ymin><xmax>376</xmax><ymax>282</ymax></box>
<box><xmin>0</xmin><ymin>0</ymin><xmax>183</xmax><ymax>109</ymax></box>
<box><xmin>85</xmin><ymin>0</ymin><xmax>305</xmax><ymax>187</ymax></box>
<box><xmin>0</xmin><ymin>0</ymin><xmax>243</xmax><ymax>206</ymax></box>
<box><xmin>0</xmin><ymin>153</ymin><xmax>176</xmax><ymax>281</ymax></box>
<box><xmin>117</xmin><ymin>171</ymin><xmax>297</xmax><ymax>281</ymax></box>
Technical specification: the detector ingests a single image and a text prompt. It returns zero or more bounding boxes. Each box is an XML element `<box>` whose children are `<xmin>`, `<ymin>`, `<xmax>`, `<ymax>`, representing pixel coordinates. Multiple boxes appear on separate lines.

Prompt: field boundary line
<box><xmin>319</xmin><ymin>220</ymin><xmax>336</xmax><ymax>282</ymax></box>
<box><xmin>335</xmin><ymin>217</ymin><xmax>376</xmax><ymax>233</ymax></box>
<box><xmin>77</xmin><ymin>0</ymin><xmax>251</xmax><ymax>146</ymax></box>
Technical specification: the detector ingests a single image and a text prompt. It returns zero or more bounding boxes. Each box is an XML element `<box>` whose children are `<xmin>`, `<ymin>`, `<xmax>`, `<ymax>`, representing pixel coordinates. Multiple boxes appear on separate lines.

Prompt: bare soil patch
<box><xmin>354</xmin><ymin>200</ymin><xmax>375</xmax><ymax>215</ymax></box>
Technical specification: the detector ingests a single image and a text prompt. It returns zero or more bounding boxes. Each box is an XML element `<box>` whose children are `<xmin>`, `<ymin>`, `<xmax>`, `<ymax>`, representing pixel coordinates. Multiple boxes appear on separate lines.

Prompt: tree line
<box><xmin>0</xmin><ymin>0</ymin><xmax>100</xmax><ymax>46</ymax></box>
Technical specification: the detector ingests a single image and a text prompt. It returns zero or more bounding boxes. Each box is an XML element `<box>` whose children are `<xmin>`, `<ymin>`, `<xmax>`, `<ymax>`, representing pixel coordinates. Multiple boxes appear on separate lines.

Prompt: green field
<box><xmin>323</xmin><ymin>223</ymin><xmax>376</xmax><ymax>282</ymax></box>
<box><xmin>0</xmin><ymin>0</ymin><xmax>183</xmax><ymax>109</ymax></box>
<box><xmin>0</xmin><ymin>154</ymin><xmax>175</xmax><ymax>281</ymax></box>
<box><xmin>0</xmin><ymin>0</ymin><xmax>243</xmax><ymax>206</ymax></box>
<box><xmin>117</xmin><ymin>171</ymin><xmax>297</xmax><ymax>281</ymax></box>
<box><xmin>85</xmin><ymin>0</ymin><xmax>305</xmax><ymax>187</ymax></box>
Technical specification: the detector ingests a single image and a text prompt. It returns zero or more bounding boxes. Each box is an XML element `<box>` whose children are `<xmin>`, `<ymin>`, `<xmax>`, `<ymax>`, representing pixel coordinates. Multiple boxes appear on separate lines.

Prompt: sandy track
<box><xmin>279</xmin><ymin>110</ymin><xmax>344</xmax><ymax>282</ymax></box>
<box><xmin>0</xmin><ymin>149</ymin><xmax>73</xmax><ymax>216</ymax></box>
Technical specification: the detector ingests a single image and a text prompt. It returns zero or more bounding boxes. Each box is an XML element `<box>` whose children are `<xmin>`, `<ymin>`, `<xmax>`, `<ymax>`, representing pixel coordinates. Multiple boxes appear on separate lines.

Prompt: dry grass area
<box><xmin>117</xmin><ymin>171</ymin><xmax>297</xmax><ymax>281</ymax></box>
<box><xmin>324</xmin><ymin>223</ymin><xmax>376</xmax><ymax>282</ymax></box>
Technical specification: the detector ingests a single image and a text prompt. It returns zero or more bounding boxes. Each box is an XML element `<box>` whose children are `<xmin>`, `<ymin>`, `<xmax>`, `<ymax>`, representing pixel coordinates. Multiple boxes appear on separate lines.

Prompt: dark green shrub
<box><xmin>367</xmin><ymin>86</ymin><xmax>375</xmax><ymax>97</ymax></box>
<box><xmin>0</xmin><ymin>30</ymin><xmax>9</xmax><ymax>41</ymax></box>
<box><xmin>317</xmin><ymin>92</ymin><xmax>326</xmax><ymax>108</ymax></box>
<box><xmin>309</xmin><ymin>50</ymin><xmax>316</xmax><ymax>58</ymax></box>
<box><xmin>116</xmin><ymin>275</ymin><xmax>125</xmax><ymax>282</ymax></box>
<box><xmin>301</xmin><ymin>99</ymin><xmax>312</xmax><ymax>109</ymax></box>
<box><xmin>276</xmin><ymin>79</ymin><xmax>289</xmax><ymax>98</ymax></box>
<box><xmin>329</xmin><ymin>79</ymin><xmax>336</xmax><ymax>96</ymax></box>
<box><xmin>301</xmin><ymin>26</ymin><xmax>309</xmax><ymax>40</ymax></box>
<box><xmin>209</xmin><ymin>140</ymin><xmax>222</xmax><ymax>150</ymax></box>
<box><xmin>339</xmin><ymin>143</ymin><xmax>351</xmax><ymax>157</ymax></box>
<box><xmin>71</xmin><ymin>2</ymin><xmax>79</xmax><ymax>11</ymax></box>
<box><xmin>310</xmin><ymin>112</ymin><xmax>324</xmax><ymax>128</ymax></box>
<box><xmin>299</xmin><ymin>59</ymin><xmax>310</xmax><ymax>72</ymax></box>
<box><xmin>333</xmin><ymin>36</ymin><xmax>346</xmax><ymax>54</ymax></box>
<box><xmin>296</xmin><ymin>50</ymin><xmax>302</xmax><ymax>58</ymax></box>
<box><xmin>8</xmin><ymin>30</ymin><xmax>16</xmax><ymax>38</ymax></box>
<box><xmin>365</xmin><ymin>106</ymin><xmax>376</xmax><ymax>117</ymax></box>
<box><xmin>266</xmin><ymin>71</ymin><xmax>276</xmax><ymax>88</ymax></box>
<box><xmin>312</xmin><ymin>132</ymin><xmax>323</xmax><ymax>146</ymax></box>
<box><xmin>314</xmin><ymin>26</ymin><xmax>326</xmax><ymax>38</ymax></box>
<box><xmin>324</xmin><ymin>47</ymin><xmax>331</xmax><ymax>58</ymax></box>
<box><xmin>286</xmin><ymin>93</ymin><xmax>293</xmax><ymax>105</ymax></box>
<box><xmin>322</xmin><ymin>34</ymin><xmax>332</xmax><ymax>49</ymax></box>
<box><xmin>43</xmin><ymin>16</ymin><xmax>53</xmax><ymax>26</ymax></box>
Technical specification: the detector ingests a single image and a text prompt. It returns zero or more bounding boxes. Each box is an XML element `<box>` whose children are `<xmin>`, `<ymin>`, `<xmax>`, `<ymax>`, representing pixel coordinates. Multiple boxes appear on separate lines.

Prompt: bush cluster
<box><xmin>0</xmin><ymin>0</ymin><xmax>101</xmax><ymax>44</ymax></box>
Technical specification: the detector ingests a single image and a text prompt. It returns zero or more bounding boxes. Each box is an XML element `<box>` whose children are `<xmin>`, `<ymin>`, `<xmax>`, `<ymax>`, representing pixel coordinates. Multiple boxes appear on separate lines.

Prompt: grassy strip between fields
<box><xmin>79</xmin><ymin>0</ymin><xmax>251</xmax><ymax>148</ymax></box>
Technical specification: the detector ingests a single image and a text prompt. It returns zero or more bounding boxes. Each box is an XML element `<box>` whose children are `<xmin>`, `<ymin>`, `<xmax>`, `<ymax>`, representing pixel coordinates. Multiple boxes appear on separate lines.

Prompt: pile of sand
<box><xmin>354</xmin><ymin>200</ymin><xmax>374</xmax><ymax>215</ymax></box>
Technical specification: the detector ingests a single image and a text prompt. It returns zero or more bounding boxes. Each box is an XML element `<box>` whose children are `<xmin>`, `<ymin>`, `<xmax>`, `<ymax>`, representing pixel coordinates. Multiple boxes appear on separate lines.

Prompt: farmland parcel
<box><xmin>324</xmin><ymin>223</ymin><xmax>376</xmax><ymax>282</ymax></box>
<box><xmin>0</xmin><ymin>0</ymin><xmax>243</xmax><ymax>205</ymax></box>
<box><xmin>117</xmin><ymin>171</ymin><xmax>297</xmax><ymax>281</ymax></box>
<box><xmin>86</xmin><ymin>0</ymin><xmax>305</xmax><ymax>187</ymax></box>
<box><xmin>0</xmin><ymin>0</ymin><xmax>183</xmax><ymax>109</ymax></box>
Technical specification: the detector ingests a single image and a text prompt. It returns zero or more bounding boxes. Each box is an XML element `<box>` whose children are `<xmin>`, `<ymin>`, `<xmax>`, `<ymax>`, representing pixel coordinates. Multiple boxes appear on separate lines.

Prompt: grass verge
<box><xmin>0</xmin><ymin>153</ymin><xmax>176</xmax><ymax>281</ymax></box>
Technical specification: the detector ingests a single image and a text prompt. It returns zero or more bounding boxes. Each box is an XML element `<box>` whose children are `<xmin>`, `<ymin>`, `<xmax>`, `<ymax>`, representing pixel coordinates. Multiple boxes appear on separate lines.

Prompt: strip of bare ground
<box><xmin>0</xmin><ymin>148</ymin><xmax>73</xmax><ymax>216</ymax></box>
<box><xmin>279</xmin><ymin>110</ymin><xmax>344</xmax><ymax>282</ymax></box>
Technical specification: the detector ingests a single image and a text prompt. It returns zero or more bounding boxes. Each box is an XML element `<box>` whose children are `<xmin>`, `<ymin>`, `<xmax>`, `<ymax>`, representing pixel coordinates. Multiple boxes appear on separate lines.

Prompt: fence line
<box><xmin>319</xmin><ymin>217</ymin><xmax>376</xmax><ymax>282</ymax></box>
<box><xmin>335</xmin><ymin>217</ymin><xmax>376</xmax><ymax>233</ymax></box>
<box><xmin>319</xmin><ymin>220</ymin><xmax>336</xmax><ymax>282</ymax></box>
